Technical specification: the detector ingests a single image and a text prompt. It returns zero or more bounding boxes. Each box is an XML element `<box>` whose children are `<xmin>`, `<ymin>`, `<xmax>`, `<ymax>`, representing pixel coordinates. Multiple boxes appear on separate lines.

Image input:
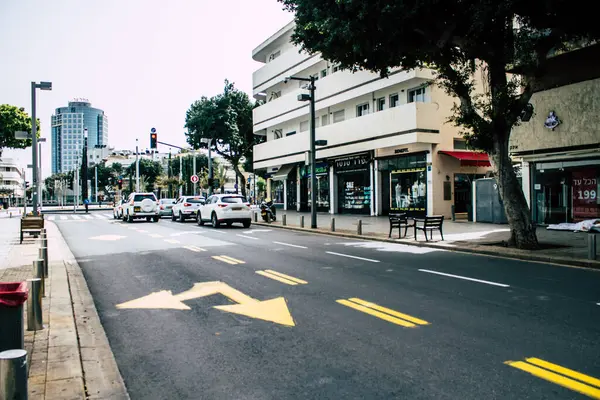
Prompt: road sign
<box><xmin>116</xmin><ymin>281</ymin><xmax>295</xmax><ymax>326</ymax></box>
<box><xmin>14</xmin><ymin>131</ymin><xmax>30</xmax><ymax>139</ymax></box>
<box><xmin>234</xmin><ymin>183</ymin><xmax>238</xmax><ymax>189</ymax></box>
<box><xmin>190</xmin><ymin>175</ymin><xmax>199</xmax><ymax>183</ymax></box>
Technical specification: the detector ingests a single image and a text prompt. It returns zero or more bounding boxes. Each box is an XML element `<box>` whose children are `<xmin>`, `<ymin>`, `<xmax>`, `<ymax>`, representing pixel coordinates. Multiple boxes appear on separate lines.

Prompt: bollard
<box><xmin>27</xmin><ymin>279</ymin><xmax>43</xmax><ymax>331</ymax></box>
<box><xmin>331</xmin><ymin>218</ymin><xmax>336</xmax><ymax>232</ymax></box>
<box><xmin>451</xmin><ymin>205</ymin><xmax>456</xmax><ymax>222</ymax></box>
<box><xmin>254</xmin><ymin>211</ymin><xmax>258</xmax><ymax>222</ymax></box>
<box><xmin>33</xmin><ymin>259</ymin><xmax>45</xmax><ymax>298</ymax></box>
<box><xmin>0</xmin><ymin>349</ymin><xmax>28</xmax><ymax>400</ymax></box>
<box><xmin>40</xmin><ymin>235</ymin><xmax>47</xmax><ymax>249</ymax></box>
<box><xmin>357</xmin><ymin>219</ymin><xmax>362</xmax><ymax>235</ymax></box>
<box><xmin>300</xmin><ymin>216</ymin><xmax>304</xmax><ymax>228</ymax></box>
<box><xmin>39</xmin><ymin>247</ymin><xmax>48</xmax><ymax>279</ymax></box>
<box><xmin>282</xmin><ymin>214</ymin><xmax>286</xmax><ymax>226</ymax></box>
<box><xmin>588</xmin><ymin>234</ymin><xmax>597</xmax><ymax>260</ymax></box>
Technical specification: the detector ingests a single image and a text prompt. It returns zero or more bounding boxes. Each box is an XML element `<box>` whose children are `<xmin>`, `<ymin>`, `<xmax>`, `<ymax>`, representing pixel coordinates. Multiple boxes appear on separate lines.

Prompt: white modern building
<box><xmin>251</xmin><ymin>22</ymin><xmax>491</xmax><ymax>217</ymax></box>
<box><xmin>0</xmin><ymin>158</ymin><xmax>25</xmax><ymax>201</ymax></box>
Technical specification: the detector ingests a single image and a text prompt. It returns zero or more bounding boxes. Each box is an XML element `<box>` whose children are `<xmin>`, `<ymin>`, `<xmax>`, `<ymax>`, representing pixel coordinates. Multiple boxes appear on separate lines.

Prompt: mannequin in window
<box><xmin>395</xmin><ymin>182</ymin><xmax>402</xmax><ymax>208</ymax></box>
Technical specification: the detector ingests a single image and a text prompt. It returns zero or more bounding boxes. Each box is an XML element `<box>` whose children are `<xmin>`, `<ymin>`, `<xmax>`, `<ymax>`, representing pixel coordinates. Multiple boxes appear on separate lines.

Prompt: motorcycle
<box><xmin>260</xmin><ymin>200</ymin><xmax>277</xmax><ymax>222</ymax></box>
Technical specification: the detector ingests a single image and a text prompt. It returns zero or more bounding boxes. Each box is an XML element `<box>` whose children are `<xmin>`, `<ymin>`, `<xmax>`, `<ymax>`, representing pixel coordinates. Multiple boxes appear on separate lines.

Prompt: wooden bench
<box><xmin>414</xmin><ymin>215</ymin><xmax>444</xmax><ymax>241</ymax></box>
<box><xmin>388</xmin><ymin>212</ymin><xmax>414</xmax><ymax>239</ymax></box>
<box><xmin>20</xmin><ymin>216</ymin><xmax>44</xmax><ymax>244</ymax></box>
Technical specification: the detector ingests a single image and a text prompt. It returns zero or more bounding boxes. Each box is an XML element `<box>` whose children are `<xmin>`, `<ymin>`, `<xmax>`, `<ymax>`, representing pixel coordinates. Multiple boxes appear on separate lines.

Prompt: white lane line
<box><xmin>325</xmin><ymin>251</ymin><xmax>380</xmax><ymax>263</ymax></box>
<box><xmin>236</xmin><ymin>234</ymin><xmax>258</xmax><ymax>240</ymax></box>
<box><xmin>273</xmin><ymin>241</ymin><xmax>307</xmax><ymax>249</ymax></box>
<box><xmin>103</xmin><ymin>213</ymin><xmax>113</xmax><ymax>218</ymax></box>
<box><xmin>72</xmin><ymin>215</ymin><xmax>81</xmax><ymax>220</ymax></box>
<box><xmin>149</xmin><ymin>234</ymin><xmax>163</xmax><ymax>238</ymax></box>
<box><xmin>418</xmin><ymin>269</ymin><xmax>510</xmax><ymax>288</ymax></box>
<box><xmin>137</xmin><ymin>230</ymin><xmax>149</xmax><ymax>233</ymax></box>
<box><xmin>84</xmin><ymin>215</ymin><xmax>94</xmax><ymax>220</ymax></box>
<box><xmin>60</xmin><ymin>216</ymin><xmax>68</xmax><ymax>220</ymax></box>
<box><xmin>164</xmin><ymin>239</ymin><xmax>180</xmax><ymax>244</ymax></box>
<box><xmin>47</xmin><ymin>216</ymin><xmax>55</xmax><ymax>221</ymax></box>
<box><xmin>95</xmin><ymin>214</ymin><xmax>107</xmax><ymax>219</ymax></box>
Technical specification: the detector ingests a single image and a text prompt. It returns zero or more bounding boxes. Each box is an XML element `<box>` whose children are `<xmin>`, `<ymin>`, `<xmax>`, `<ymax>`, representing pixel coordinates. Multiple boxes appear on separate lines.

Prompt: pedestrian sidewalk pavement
<box><xmin>0</xmin><ymin>217</ymin><xmax>128</xmax><ymax>399</ymax></box>
<box><xmin>255</xmin><ymin>210</ymin><xmax>599</xmax><ymax>268</ymax></box>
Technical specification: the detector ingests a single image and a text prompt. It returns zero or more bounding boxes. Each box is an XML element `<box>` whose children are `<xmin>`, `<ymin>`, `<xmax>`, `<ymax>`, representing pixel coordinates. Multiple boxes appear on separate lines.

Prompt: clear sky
<box><xmin>0</xmin><ymin>0</ymin><xmax>293</xmax><ymax>177</ymax></box>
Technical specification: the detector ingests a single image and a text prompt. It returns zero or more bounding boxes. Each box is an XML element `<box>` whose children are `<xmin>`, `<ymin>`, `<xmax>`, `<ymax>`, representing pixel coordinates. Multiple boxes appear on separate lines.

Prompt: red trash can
<box><xmin>0</xmin><ymin>282</ymin><xmax>28</xmax><ymax>352</ymax></box>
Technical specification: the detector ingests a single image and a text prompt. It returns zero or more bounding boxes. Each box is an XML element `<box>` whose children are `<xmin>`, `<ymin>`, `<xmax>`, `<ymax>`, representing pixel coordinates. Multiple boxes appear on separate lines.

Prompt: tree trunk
<box><xmin>232</xmin><ymin>165</ymin><xmax>247</xmax><ymax>197</ymax></box>
<box><xmin>488</xmin><ymin>131</ymin><xmax>538</xmax><ymax>249</ymax></box>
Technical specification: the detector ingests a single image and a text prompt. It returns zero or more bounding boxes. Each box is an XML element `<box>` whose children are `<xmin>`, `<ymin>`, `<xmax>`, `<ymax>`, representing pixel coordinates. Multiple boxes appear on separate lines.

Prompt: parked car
<box><xmin>122</xmin><ymin>192</ymin><xmax>160</xmax><ymax>222</ymax></box>
<box><xmin>197</xmin><ymin>194</ymin><xmax>252</xmax><ymax>228</ymax></box>
<box><xmin>158</xmin><ymin>198</ymin><xmax>176</xmax><ymax>217</ymax></box>
<box><xmin>113</xmin><ymin>199</ymin><xmax>127</xmax><ymax>219</ymax></box>
<box><xmin>171</xmin><ymin>196</ymin><xmax>205</xmax><ymax>222</ymax></box>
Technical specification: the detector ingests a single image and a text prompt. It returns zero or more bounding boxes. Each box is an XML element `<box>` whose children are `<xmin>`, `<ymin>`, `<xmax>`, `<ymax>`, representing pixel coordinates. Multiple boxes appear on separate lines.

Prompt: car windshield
<box><xmin>187</xmin><ymin>198</ymin><xmax>205</xmax><ymax>204</ymax></box>
<box><xmin>133</xmin><ymin>194</ymin><xmax>156</xmax><ymax>202</ymax></box>
<box><xmin>221</xmin><ymin>196</ymin><xmax>246</xmax><ymax>204</ymax></box>
<box><xmin>160</xmin><ymin>199</ymin><xmax>175</xmax><ymax>204</ymax></box>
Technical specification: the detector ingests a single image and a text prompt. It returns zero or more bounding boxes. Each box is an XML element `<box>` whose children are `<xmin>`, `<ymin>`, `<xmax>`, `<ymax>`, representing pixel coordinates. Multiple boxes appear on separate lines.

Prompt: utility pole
<box><xmin>135</xmin><ymin>139</ymin><xmax>140</xmax><ymax>192</ymax></box>
<box><xmin>208</xmin><ymin>139</ymin><xmax>213</xmax><ymax>195</ymax></box>
<box><xmin>82</xmin><ymin>129</ymin><xmax>89</xmax><ymax>202</ymax></box>
<box><xmin>30</xmin><ymin>81</ymin><xmax>52</xmax><ymax>216</ymax></box>
<box><xmin>308</xmin><ymin>75</ymin><xmax>317</xmax><ymax>229</ymax></box>
<box><xmin>179</xmin><ymin>154</ymin><xmax>183</xmax><ymax>196</ymax></box>
<box><xmin>38</xmin><ymin>141</ymin><xmax>42</xmax><ymax>210</ymax></box>
<box><xmin>22</xmin><ymin>168</ymin><xmax>26</xmax><ymax>215</ymax></box>
<box><xmin>94</xmin><ymin>160</ymin><xmax>98</xmax><ymax>202</ymax></box>
<box><xmin>193</xmin><ymin>151</ymin><xmax>197</xmax><ymax>195</ymax></box>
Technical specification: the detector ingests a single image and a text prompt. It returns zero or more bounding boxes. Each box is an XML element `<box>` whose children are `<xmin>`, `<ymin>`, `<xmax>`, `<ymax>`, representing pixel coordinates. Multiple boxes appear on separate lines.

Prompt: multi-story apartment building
<box><xmin>0</xmin><ymin>158</ymin><xmax>25</xmax><ymax>200</ymax></box>
<box><xmin>251</xmin><ymin>22</ymin><xmax>491</xmax><ymax>217</ymax></box>
<box><xmin>51</xmin><ymin>99</ymin><xmax>108</xmax><ymax>174</ymax></box>
<box><xmin>510</xmin><ymin>43</ymin><xmax>600</xmax><ymax>225</ymax></box>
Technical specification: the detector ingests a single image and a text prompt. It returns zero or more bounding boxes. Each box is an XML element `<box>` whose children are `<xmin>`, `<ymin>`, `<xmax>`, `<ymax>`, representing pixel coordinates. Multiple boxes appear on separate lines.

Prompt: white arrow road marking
<box><xmin>89</xmin><ymin>235</ymin><xmax>127</xmax><ymax>241</ymax></box>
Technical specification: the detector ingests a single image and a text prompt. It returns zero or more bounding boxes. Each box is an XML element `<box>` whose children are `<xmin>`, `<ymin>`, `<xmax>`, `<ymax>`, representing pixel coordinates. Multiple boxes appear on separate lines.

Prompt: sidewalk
<box><xmin>255</xmin><ymin>210</ymin><xmax>599</xmax><ymax>268</ymax></box>
<box><xmin>0</xmin><ymin>218</ymin><xmax>128</xmax><ymax>399</ymax></box>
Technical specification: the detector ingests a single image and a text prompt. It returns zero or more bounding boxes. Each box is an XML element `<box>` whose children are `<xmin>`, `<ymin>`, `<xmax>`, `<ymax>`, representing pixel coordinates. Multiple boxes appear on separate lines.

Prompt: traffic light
<box><xmin>68</xmin><ymin>179</ymin><xmax>74</xmax><ymax>190</ymax></box>
<box><xmin>150</xmin><ymin>132</ymin><xmax>157</xmax><ymax>149</ymax></box>
<box><xmin>118</xmin><ymin>179</ymin><xmax>123</xmax><ymax>190</ymax></box>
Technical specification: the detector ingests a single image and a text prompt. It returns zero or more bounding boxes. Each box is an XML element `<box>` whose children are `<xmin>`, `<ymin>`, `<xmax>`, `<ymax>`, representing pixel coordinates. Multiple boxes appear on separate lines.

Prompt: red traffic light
<box><xmin>150</xmin><ymin>133</ymin><xmax>157</xmax><ymax>149</ymax></box>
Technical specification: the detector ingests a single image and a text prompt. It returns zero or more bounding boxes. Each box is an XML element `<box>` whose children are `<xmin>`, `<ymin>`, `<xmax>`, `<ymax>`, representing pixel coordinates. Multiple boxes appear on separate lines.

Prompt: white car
<box><xmin>113</xmin><ymin>199</ymin><xmax>127</xmax><ymax>219</ymax></box>
<box><xmin>122</xmin><ymin>192</ymin><xmax>160</xmax><ymax>222</ymax></box>
<box><xmin>197</xmin><ymin>194</ymin><xmax>252</xmax><ymax>228</ymax></box>
<box><xmin>171</xmin><ymin>196</ymin><xmax>205</xmax><ymax>222</ymax></box>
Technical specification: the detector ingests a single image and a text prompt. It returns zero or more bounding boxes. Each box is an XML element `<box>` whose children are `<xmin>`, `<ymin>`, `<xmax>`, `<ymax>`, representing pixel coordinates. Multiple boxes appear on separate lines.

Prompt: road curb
<box><xmin>48</xmin><ymin>221</ymin><xmax>130</xmax><ymax>399</ymax></box>
<box><xmin>253</xmin><ymin>221</ymin><xmax>600</xmax><ymax>270</ymax></box>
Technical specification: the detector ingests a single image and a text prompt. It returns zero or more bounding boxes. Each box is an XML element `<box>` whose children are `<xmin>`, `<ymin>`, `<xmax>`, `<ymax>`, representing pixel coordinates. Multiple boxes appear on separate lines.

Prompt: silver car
<box><xmin>158</xmin><ymin>198</ymin><xmax>176</xmax><ymax>217</ymax></box>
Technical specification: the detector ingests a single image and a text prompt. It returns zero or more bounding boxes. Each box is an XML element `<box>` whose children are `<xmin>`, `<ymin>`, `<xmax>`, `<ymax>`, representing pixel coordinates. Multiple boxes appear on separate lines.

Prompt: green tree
<box><xmin>44</xmin><ymin>172</ymin><xmax>74</xmax><ymax>199</ymax></box>
<box><xmin>125</xmin><ymin>159</ymin><xmax>164</xmax><ymax>192</ymax></box>
<box><xmin>170</xmin><ymin>153</ymin><xmax>209</xmax><ymax>194</ymax></box>
<box><xmin>0</xmin><ymin>104</ymin><xmax>40</xmax><ymax>157</ymax></box>
<box><xmin>279</xmin><ymin>0</ymin><xmax>600</xmax><ymax>249</ymax></box>
<box><xmin>214</xmin><ymin>164</ymin><xmax>229</xmax><ymax>193</ymax></box>
<box><xmin>185</xmin><ymin>80</ymin><xmax>264</xmax><ymax>197</ymax></box>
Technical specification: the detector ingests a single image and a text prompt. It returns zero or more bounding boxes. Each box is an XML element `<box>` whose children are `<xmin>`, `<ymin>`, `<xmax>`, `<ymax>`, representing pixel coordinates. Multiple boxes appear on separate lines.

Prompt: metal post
<box><xmin>39</xmin><ymin>247</ymin><xmax>48</xmax><ymax>279</ymax></box>
<box><xmin>193</xmin><ymin>151</ymin><xmax>197</xmax><ymax>195</ymax></box>
<box><xmin>309</xmin><ymin>76</ymin><xmax>317</xmax><ymax>229</ymax></box>
<box><xmin>179</xmin><ymin>155</ymin><xmax>183</xmax><ymax>197</ymax></box>
<box><xmin>253</xmin><ymin>211</ymin><xmax>257</xmax><ymax>222</ymax></box>
<box><xmin>135</xmin><ymin>140</ymin><xmax>140</xmax><ymax>192</ymax></box>
<box><xmin>95</xmin><ymin>163</ymin><xmax>98</xmax><ymax>203</ymax></box>
<box><xmin>451</xmin><ymin>205</ymin><xmax>456</xmax><ymax>221</ymax></box>
<box><xmin>38</xmin><ymin>142</ymin><xmax>43</xmax><ymax>211</ymax></box>
<box><xmin>0</xmin><ymin>349</ymin><xmax>28</xmax><ymax>400</ymax></box>
<box><xmin>34</xmin><ymin>259</ymin><xmax>45</xmax><ymax>297</ymax></box>
<box><xmin>22</xmin><ymin>169</ymin><xmax>26</xmax><ymax>215</ymax></box>
<box><xmin>208</xmin><ymin>139</ymin><xmax>214</xmax><ymax>196</ymax></box>
<box><xmin>31</xmin><ymin>82</ymin><xmax>39</xmax><ymax>216</ymax></box>
<box><xmin>282</xmin><ymin>214</ymin><xmax>286</xmax><ymax>226</ymax></box>
<box><xmin>27</xmin><ymin>278</ymin><xmax>43</xmax><ymax>331</ymax></box>
<box><xmin>357</xmin><ymin>219</ymin><xmax>362</xmax><ymax>235</ymax></box>
<box><xmin>331</xmin><ymin>217</ymin><xmax>335</xmax><ymax>232</ymax></box>
<box><xmin>588</xmin><ymin>234</ymin><xmax>597</xmax><ymax>260</ymax></box>
<box><xmin>300</xmin><ymin>215</ymin><xmax>304</xmax><ymax>228</ymax></box>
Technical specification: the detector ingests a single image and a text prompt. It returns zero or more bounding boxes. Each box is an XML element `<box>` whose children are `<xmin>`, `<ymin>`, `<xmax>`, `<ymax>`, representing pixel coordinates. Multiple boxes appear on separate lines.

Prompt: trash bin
<box><xmin>0</xmin><ymin>282</ymin><xmax>28</xmax><ymax>352</ymax></box>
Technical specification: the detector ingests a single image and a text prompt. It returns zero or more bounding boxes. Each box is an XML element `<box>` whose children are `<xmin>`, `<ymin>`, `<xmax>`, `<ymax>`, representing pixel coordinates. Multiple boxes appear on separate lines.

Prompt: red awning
<box><xmin>439</xmin><ymin>151</ymin><xmax>491</xmax><ymax>167</ymax></box>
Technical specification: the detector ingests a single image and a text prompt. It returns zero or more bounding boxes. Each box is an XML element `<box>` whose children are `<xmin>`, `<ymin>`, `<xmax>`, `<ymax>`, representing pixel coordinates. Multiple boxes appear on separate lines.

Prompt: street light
<box><xmin>31</xmin><ymin>81</ymin><xmax>52</xmax><ymax>215</ymax></box>
<box><xmin>201</xmin><ymin>138</ymin><xmax>214</xmax><ymax>195</ymax></box>
<box><xmin>284</xmin><ymin>75</ymin><xmax>319</xmax><ymax>229</ymax></box>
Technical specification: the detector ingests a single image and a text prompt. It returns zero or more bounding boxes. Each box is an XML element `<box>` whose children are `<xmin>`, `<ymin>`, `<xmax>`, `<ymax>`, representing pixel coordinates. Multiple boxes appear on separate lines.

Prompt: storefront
<box><xmin>334</xmin><ymin>153</ymin><xmax>372</xmax><ymax>214</ymax></box>
<box><xmin>377</xmin><ymin>152</ymin><xmax>428</xmax><ymax>216</ymax></box>
<box><xmin>531</xmin><ymin>158</ymin><xmax>600</xmax><ymax>224</ymax></box>
<box><xmin>300</xmin><ymin>162</ymin><xmax>330</xmax><ymax>212</ymax></box>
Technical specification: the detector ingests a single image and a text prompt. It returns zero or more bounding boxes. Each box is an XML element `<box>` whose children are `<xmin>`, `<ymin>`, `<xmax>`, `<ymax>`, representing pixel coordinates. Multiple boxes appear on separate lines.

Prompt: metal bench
<box><xmin>388</xmin><ymin>212</ymin><xmax>414</xmax><ymax>239</ymax></box>
<box><xmin>20</xmin><ymin>216</ymin><xmax>44</xmax><ymax>244</ymax></box>
<box><xmin>414</xmin><ymin>215</ymin><xmax>444</xmax><ymax>241</ymax></box>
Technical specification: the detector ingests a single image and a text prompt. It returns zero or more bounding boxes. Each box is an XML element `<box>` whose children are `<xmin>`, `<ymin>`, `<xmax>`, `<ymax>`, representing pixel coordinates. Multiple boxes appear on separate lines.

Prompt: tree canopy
<box><xmin>125</xmin><ymin>159</ymin><xmax>164</xmax><ymax>192</ymax></box>
<box><xmin>279</xmin><ymin>0</ymin><xmax>600</xmax><ymax>249</ymax></box>
<box><xmin>0</xmin><ymin>104</ymin><xmax>40</xmax><ymax>157</ymax></box>
<box><xmin>185</xmin><ymin>80</ymin><xmax>264</xmax><ymax>196</ymax></box>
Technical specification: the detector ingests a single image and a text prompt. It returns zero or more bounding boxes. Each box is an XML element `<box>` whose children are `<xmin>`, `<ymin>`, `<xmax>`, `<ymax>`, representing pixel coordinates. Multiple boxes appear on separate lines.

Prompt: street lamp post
<box><xmin>135</xmin><ymin>139</ymin><xmax>140</xmax><ymax>192</ymax></box>
<box><xmin>81</xmin><ymin>129</ymin><xmax>89</xmax><ymax>202</ymax></box>
<box><xmin>285</xmin><ymin>75</ymin><xmax>318</xmax><ymax>228</ymax></box>
<box><xmin>201</xmin><ymin>138</ymin><xmax>214</xmax><ymax>195</ymax></box>
<box><xmin>31</xmin><ymin>81</ymin><xmax>52</xmax><ymax>216</ymax></box>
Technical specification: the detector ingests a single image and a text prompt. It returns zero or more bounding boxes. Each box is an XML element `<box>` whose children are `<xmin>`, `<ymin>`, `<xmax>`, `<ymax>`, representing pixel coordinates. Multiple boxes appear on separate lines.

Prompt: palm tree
<box><xmin>156</xmin><ymin>175</ymin><xmax>183</xmax><ymax>198</ymax></box>
<box><xmin>214</xmin><ymin>165</ymin><xmax>229</xmax><ymax>193</ymax></box>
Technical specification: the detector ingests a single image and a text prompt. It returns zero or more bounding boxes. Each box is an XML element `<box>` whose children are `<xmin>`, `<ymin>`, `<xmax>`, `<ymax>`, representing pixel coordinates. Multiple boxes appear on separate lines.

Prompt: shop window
<box><xmin>321</xmin><ymin>114</ymin><xmax>330</xmax><ymax>126</ymax></box>
<box><xmin>377</xmin><ymin>97</ymin><xmax>385</xmax><ymax>111</ymax></box>
<box><xmin>390</xmin><ymin>93</ymin><xmax>399</xmax><ymax>108</ymax></box>
<box><xmin>356</xmin><ymin>103</ymin><xmax>369</xmax><ymax>117</ymax></box>
<box><xmin>333</xmin><ymin>110</ymin><xmax>345</xmax><ymax>123</ymax></box>
<box><xmin>300</xmin><ymin>120</ymin><xmax>309</xmax><ymax>132</ymax></box>
<box><xmin>390</xmin><ymin>168</ymin><xmax>427</xmax><ymax>214</ymax></box>
<box><xmin>270</xmin><ymin>180</ymin><xmax>284</xmax><ymax>204</ymax></box>
<box><xmin>408</xmin><ymin>87</ymin><xmax>426</xmax><ymax>103</ymax></box>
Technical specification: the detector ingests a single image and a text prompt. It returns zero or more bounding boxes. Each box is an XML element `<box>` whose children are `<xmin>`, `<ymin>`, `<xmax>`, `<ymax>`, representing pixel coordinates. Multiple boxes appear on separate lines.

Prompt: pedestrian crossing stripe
<box><xmin>47</xmin><ymin>214</ymin><xmax>111</xmax><ymax>221</ymax></box>
<box><xmin>72</xmin><ymin>215</ymin><xmax>81</xmax><ymax>220</ymax></box>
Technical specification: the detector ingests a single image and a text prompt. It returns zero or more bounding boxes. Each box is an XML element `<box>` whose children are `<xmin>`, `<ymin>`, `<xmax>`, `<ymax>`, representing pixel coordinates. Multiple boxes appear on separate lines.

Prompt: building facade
<box><xmin>511</xmin><ymin>44</ymin><xmax>600</xmax><ymax>225</ymax></box>
<box><xmin>251</xmin><ymin>22</ymin><xmax>491</xmax><ymax>217</ymax></box>
<box><xmin>0</xmin><ymin>158</ymin><xmax>25</xmax><ymax>202</ymax></box>
<box><xmin>51</xmin><ymin>99</ymin><xmax>108</xmax><ymax>174</ymax></box>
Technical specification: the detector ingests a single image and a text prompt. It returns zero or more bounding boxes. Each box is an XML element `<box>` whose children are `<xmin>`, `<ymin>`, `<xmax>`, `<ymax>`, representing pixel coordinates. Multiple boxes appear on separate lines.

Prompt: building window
<box><xmin>390</xmin><ymin>94</ymin><xmax>399</xmax><ymax>108</ymax></box>
<box><xmin>377</xmin><ymin>98</ymin><xmax>385</xmax><ymax>111</ymax></box>
<box><xmin>356</xmin><ymin>103</ymin><xmax>369</xmax><ymax>117</ymax></box>
<box><xmin>268</xmin><ymin>91</ymin><xmax>281</xmax><ymax>102</ymax></box>
<box><xmin>300</xmin><ymin>120</ymin><xmax>309</xmax><ymax>132</ymax></box>
<box><xmin>320</xmin><ymin>69</ymin><xmax>328</xmax><ymax>78</ymax></box>
<box><xmin>453</xmin><ymin>139</ymin><xmax>468</xmax><ymax>150</ymax></box>
<box><xmin>408</xmin><ymin>87</ymin><xmax>426</xmax><ymax>103</ymax></box>
<box><xmin>268</xmin><ymin>50</ymin><xmax>281</xmax><ymax>62</ymax></box>
<box><xmin>274</xmin><ymin>129</ymin><xmax>283</xmax><ymax>140</ymax></box>
<box><xmin>321</xmin><ymin>114</ymin><xmax>329</xmax><ymax>126</ymax></box>
<box><xmin>333</xmin><ymin>110</ymin><xmax>345</xmax><ymax>123</ymax></box>
<box><xmin>286</xmin><ymin>131</ymin><xmax>296</xmax><ymax>137</ymax></box>
<box><xmin>332</xmin><ymin>64</ymin><xmax>342</xmax><ymax>73</ymax></box>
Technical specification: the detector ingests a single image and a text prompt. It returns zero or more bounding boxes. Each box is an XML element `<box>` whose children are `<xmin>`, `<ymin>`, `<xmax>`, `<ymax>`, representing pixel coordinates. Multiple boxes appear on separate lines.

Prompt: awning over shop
<box><xmin>271</xmin><ymin>164</ymin><xmax>295</xmax><ymax>181</ymax></box>
<box><xmin>439</xmin><ymin>151</ymin><xmax>491</xmax><ymax>167</ymax></box>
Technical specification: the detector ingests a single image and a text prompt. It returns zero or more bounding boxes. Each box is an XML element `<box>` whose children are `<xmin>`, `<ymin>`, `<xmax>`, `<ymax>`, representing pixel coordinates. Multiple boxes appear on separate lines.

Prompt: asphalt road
<box><xmin>53</xmin><ymin>212</ymin><xmax>600</xmax><ymax>400</ymax></box>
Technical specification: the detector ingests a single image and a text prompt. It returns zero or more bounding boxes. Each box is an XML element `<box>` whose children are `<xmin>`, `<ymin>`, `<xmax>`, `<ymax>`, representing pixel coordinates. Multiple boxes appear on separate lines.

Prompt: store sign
<box><xmin>334</xmin><ymin>154</ymin><xmax>370</xmax><ymax>173</ymax></box>
<box><xmin>301</xmin><ymin>162</ymin><xmax>328</xmax><ymax>177</ymax></box>
<box><xmin>390</xmin><ymin>168</ymin><xmax>427</xmax><ymax>213</ymax></box>
<box><xmin>394</xmin><ymin>148</ymin><xmax>409</xmax><ymax>154</ymax></box>
<box><xmin>376</xmin><ymin>143</ymin><xmax>431</xmax><ymax>158</ymax></box>
<box><xmin>572</xmin><ymin>169</ymin><xmax>598</xmax><ymax>220</ymax></box>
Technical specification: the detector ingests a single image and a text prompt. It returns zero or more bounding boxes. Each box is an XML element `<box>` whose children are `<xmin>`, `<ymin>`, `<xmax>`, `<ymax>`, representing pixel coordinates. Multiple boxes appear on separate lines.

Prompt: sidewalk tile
<box><xmin>45</xmin><ymin>377</ymin><xmax>85</xmax><ymax>400</ymax></box>
<box><xmin>46</xmin><ymin>359</ymin><xmax>83</xmax><ymax>381</ymax></box>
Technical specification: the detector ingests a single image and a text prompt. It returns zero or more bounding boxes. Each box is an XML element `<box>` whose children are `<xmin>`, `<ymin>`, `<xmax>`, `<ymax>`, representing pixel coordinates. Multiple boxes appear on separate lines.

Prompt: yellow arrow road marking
<box><xmin>506</xmin><ymin>359</ymin><xmax>600</xmax><ymax>399</ymax></box>
<box><xmin>116</xmin><ymin>281</ymin><xmax>295</xmax><ymax>326</ymax></box>
<box><xmin>348</xmin><ymin>298</ymin><xmax>429</xmax><ymax>325</ymax></box>
<box><xmin>256</xmin><ymin>270</ymin><xmax>307</xmax><ymax>285</ymax></box>
<box><xmin>184</xmin><ymin>245</ymin><xmax>206</xmax><ymax>252</ymax></box>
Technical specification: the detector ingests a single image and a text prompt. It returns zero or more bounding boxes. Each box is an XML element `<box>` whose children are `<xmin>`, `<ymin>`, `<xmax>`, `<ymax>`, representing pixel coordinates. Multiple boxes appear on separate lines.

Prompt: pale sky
<box><xmin>0</xmin><ymin>0</ymin><xmax>293</xmax><ymax>177</ymax></box>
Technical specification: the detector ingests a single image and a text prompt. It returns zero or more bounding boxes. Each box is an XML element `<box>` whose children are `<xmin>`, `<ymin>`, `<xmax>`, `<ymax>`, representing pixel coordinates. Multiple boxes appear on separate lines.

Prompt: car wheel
<box><xmin>211</xmin><ymin>213</ymin><xmax>220</xmax><ymax>228</ymax></box>
<box><xmin>243</xmin><ymin>220</ymin><xmax>251</xmax><ymax>229</ymax></box>
<box><xmin>226</xmin><ymin>222</ymin><xmax>232</xmax><ymax>227</ymax></box>
<box><xmin>179</xmin><ymin>212</ymin><xmax>185</xmax><ymax>222</ymax></box>
<box><xmin>153</xmin><ymin>216</ymin><xmax>159</xmax><ymax>222</ymax></box>
<box><xmin>171</xmin><ymin>211</ymin><xmax>176</xmax><ymax>221</ymax></box>
<box><xmin>197</xmin><ymin>212</ymin><xmax>204</xmax><ymax>226</ymax></box>
<box><xmin>127</xmin><ymin>214</ymin><xmax>133</xmax><ymax>223</ymax></box>
<box><xmin>122</xmin><ymin>213</ymin><xmax>127</xmax><ymax>222</ymax></box>
<box><xmin>146</xmin><ymin>217</ymin><xmax>151</xmax><ymax>222</ymax></box>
